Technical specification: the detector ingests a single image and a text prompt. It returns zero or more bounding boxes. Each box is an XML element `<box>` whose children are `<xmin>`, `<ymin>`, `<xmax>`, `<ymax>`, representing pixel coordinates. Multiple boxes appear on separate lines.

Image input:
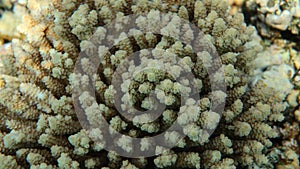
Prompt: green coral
<box><xmin>0</xmin><ymin>0</ymin><xmax>299</xmax><ymax>168</ymax></box>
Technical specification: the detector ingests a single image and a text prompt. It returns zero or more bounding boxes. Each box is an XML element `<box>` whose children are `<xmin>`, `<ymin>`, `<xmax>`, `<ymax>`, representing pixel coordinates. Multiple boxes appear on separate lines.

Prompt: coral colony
<box><xmin>0</xmin><ymin>0</ymin><xmax>299</xmax><ymax>168</ymax></box>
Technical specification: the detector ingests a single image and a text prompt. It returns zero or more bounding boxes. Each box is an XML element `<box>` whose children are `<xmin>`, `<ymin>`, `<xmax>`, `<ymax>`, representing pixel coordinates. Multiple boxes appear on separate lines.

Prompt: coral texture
<box><xmin>245</xmin><ymin>0</ymin><xmax>300</xmax><ymax>38</ymax></box>
<box><xmin>0</xmin><ymin>0</ymin><xmax>26</xmax><ymax>44</ymax></box>
<box><xmin>0</xmin><ymin>0</ymin><xmax>299</xmax><ymax>168</ymax></box>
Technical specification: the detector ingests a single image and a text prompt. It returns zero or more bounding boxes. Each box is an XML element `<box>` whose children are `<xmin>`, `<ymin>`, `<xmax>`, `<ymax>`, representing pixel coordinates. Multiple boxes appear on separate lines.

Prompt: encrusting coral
<box><xmin>0</xmin><ymin>0</ymin><xmax>299</xmax><ymax>168</ymax></box>
<box><xmin>245</xmin><ymin>0</ymin><xmax>300</xmax><ymax>39</ymax></box>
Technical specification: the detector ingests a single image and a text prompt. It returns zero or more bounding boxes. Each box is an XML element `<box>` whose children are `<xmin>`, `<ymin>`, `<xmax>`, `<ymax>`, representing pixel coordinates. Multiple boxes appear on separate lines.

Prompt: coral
<box><xmin>245</xmin><ymin>0</ymin><xmax>300</xmax><ymax>38</ymax></box>
<box><xmin>253</xmin><ymin>39</ymin><xmax>300</xmax><ymax>168</ymax></box>
<box><xmin>0</xmin><ymin>11</ymin><xmax>22</xmax><ymax>44</ymax></box>
<box><xmin>0</xmin><ymin>0</ymin><xmax>26</xmax><ymax>44</ymax></box>
<box><xmin>228</xmin><ymin>0</ymin><xmax>245</xmax><ymax>14</ymax></box>
<box><xmin>0</xmin><ymin>0</ymin><xmax>299</xmax><ymax>169</ymax></box>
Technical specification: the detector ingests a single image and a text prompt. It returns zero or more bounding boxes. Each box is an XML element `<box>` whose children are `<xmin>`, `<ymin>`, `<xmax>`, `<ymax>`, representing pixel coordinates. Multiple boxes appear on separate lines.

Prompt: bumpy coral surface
<box><xmin>0</xmin><ymin>0</ymin><xmax>299</xmax><ymax>168</ymax></box>
<box><xmin>245</xmin><ymin>0</ymin><xmax>300</xmax><ymax>39</ymax></box>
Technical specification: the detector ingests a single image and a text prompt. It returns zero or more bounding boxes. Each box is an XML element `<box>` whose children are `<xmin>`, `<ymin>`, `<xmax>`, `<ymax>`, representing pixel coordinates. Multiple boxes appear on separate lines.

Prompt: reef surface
<box><xmin>0</xmin><ymin>0</ymin><xmax>299</xmax><ymax>168</ymax></box>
